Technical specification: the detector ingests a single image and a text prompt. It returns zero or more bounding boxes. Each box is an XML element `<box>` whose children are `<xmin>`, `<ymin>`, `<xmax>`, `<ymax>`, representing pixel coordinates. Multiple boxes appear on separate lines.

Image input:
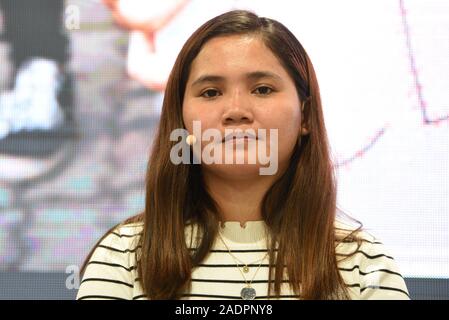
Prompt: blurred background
<box><xmin>0</xmin><ymin>0</ymin><xmax>447</xmax><ymax>299</ymax></box>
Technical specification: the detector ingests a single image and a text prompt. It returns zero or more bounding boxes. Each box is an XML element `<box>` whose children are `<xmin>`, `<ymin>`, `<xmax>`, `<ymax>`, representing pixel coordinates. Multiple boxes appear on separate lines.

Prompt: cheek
<box><xmin>261</xmin><ymin>102</ymin><xmax>300</xmax><ymax>134</ymax></box>
<box><xmin>262</xmin><ymin>103</ymin><xmax>301</xmax><ymax>158</ymax></box>
<box><xmin>182</xmin><ymin>99</ymin><xmax>194</xmax><ymax>132</ymax></box>
<box><xmin>280</xmin><ymin>107</ymin><xmax>301</xmax><ymax>141</ymax></box>
<box><xmin>182</xmin><ymin>101</ymin><xmax>217</xmax><ymax>134</ymax></box>
<box><xmin>278</xmin><ymin>124</ymin><xmax>300</xmax><ymax>159</ymax></box>
<box><xmin>182</xmin><ymin>100</ymin><xmax>203</xmax><ymax>132</ymax></box>
<box><xmin>182</xmin><ymin>107</ymin><xmax>194</xmax><ymax>133</ymax></box>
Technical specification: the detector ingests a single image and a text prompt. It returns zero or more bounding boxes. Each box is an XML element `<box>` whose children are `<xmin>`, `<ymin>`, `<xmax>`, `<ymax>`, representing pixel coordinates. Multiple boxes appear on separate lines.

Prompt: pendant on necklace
<box><xmin>241</xmin><ymin>286</ymin><xmax>256</xmax><ymax>300</ymax></box>
<box><xmin>243</xmin><ymin>265</ymin><xmax>249</xmax><ymax>273</ymax></box>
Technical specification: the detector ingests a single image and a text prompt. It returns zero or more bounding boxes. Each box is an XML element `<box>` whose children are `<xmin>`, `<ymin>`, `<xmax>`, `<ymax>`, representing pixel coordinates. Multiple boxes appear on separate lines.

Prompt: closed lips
<box><xmin>222</xmin><ymin>132</ymin><xmax>257</xmax><ymax>142</ymax></box>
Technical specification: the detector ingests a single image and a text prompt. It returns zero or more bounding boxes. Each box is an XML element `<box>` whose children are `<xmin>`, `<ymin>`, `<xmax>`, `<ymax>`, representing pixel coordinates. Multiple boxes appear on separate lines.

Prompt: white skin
<box><xmin>182</xmin><ymin>35</ymin><xmax>309</xmax><ymax>226</ymax></box>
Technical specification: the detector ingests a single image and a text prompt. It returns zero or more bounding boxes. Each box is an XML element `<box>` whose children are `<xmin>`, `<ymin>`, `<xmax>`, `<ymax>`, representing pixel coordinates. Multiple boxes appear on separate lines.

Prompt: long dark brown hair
<box><xmin>81</xmin><ymin>9</ymin><xmax>362</xmax><ymax>300</ymax></box>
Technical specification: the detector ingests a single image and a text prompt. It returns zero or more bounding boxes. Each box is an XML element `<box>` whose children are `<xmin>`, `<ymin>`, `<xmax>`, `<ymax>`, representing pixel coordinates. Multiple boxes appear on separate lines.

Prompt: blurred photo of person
<box><xmin>0</xmin><ymin>0</ymin><xmax>75</xmax><ymax>182</ymax></box>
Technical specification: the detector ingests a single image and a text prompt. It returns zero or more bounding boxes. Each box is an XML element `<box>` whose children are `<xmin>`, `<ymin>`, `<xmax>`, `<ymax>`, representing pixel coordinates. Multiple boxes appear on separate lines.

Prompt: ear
<box><xmin>301</xmin><ymin>126</ymin><xmax>309</xmax><ymax>135</ymax></box>
<box><xmin>300</xmin><ymin>98</ymin><xmax>311</xmax><ymax>135</ymax></box>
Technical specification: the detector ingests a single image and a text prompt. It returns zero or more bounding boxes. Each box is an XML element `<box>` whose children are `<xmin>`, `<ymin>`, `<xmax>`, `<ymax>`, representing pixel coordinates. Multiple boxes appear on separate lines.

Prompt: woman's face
<box><xmin>182</xmin><ymin>34</ymin><xmax>306</xmax><ymax>179</ymax></box>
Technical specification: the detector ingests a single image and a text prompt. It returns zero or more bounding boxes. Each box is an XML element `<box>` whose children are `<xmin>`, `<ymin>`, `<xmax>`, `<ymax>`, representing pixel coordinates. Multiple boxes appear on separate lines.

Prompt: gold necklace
<box><xmin>223</xmin><ymin>246</ymin><xmax>268</xmax><ymax>273</ymax></box>
<box><xmin>217</xmin><ymin>231</ymin><xmax>269</xmax><ymax>300</ymax></box>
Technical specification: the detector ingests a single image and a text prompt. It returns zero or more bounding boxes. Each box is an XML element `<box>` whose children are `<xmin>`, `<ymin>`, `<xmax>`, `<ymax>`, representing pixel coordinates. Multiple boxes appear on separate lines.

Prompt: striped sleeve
<box><xmin>357</xmin><ymin>238</ymin><xmax>410</xmax><ymax>300</ymax></box>
<box><xmin>76</xmin><ymin>228</ymin><xmax>138</xmax><ymax>300</ymax></box>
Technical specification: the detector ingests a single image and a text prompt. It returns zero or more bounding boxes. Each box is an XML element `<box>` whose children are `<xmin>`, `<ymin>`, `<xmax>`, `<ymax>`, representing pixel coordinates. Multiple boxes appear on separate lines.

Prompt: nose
<box><xmin>221</xmin><ymin>88</ymin><xmax>254</xmax><ymax>125</ymax></box>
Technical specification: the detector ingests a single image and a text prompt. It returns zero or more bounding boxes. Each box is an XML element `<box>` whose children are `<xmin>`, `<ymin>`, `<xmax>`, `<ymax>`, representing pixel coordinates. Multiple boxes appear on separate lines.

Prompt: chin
<box><xmin>203</xmin><ymin>163</ymin><xmax>265</xmax><ymax>179</ymax></box>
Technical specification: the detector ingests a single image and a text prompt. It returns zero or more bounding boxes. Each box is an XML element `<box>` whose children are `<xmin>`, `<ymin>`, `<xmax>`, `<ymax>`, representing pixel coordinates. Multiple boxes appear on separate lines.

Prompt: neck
<box><xmin>202</xmin><ymin>169</ymin><xmax>281</xmax><ymax>226</ymax></box>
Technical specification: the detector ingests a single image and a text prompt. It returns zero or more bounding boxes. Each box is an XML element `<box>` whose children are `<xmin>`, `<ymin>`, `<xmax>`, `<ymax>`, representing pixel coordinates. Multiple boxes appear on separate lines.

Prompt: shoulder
<box><xmin>76</xmin><ymin>221</ymin><xmax>144</xmax><ymax>300</ymax></box>
<box><xmin>95</xmin><ymin>221</ymin><xmax>144</xmax><ymax>256</ymax></box>
<box><xmin>334</xmin><ymin>218</ymin><xmax>398</xmax><ymax>272</ymax></box>
<box><xmin>335</xmin><ymin>219</ymin><xmax>382</xmax><ymax>252</ymax></box>
<box><xmin>110</xmin><ymin>222</ymin><xmax>144</xmax><ymax>243</ymax></box>
<box><xmin>334</xmin><ymin>219</ymin><xmax>410</xmax><ymax>299</ymax></box>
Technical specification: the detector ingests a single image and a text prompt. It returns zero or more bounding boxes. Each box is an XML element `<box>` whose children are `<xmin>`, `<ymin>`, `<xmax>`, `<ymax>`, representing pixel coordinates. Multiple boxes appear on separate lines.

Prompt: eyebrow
<box><xmin>190</xmin><ymin>71</ymin><xmax>283</xmax><ymax>88</ymax></box>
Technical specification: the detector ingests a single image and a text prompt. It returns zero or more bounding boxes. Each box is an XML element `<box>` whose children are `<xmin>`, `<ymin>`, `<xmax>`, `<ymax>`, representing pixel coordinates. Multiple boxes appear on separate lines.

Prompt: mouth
<box><xmin>222</xmin><ymin>132</ymin><xmax>258</xmax><ymax>143</ymax></box>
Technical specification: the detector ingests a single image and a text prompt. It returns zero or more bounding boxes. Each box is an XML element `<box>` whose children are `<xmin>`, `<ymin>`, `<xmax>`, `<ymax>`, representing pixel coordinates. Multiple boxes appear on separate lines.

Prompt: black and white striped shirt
<box><xmin>76</xmin><ymin>220</ymin><xmax>410</xmax><ymax>300</ymax></box>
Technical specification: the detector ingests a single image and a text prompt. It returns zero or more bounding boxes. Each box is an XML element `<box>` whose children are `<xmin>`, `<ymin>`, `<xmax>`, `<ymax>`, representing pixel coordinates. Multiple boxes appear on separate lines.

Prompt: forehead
<box><xmin>187</xmin><ymin>35</ymin><xmax>289</xmax><ymax>80</ymax></box>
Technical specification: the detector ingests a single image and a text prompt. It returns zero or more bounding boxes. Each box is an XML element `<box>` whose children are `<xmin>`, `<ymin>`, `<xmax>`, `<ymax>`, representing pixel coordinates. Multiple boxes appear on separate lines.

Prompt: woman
<box><xmin>76</xmin><ymin>10</ymin><xmax>410</xmax><ymax>300</ymax></box>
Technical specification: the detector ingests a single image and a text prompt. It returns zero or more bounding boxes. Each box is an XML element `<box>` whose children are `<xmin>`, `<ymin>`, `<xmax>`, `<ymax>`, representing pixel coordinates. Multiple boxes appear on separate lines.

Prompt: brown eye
<box><xmin>201</xmin><ymin>89</ymin><xmax>221</xmax><ymax>98</ymax></box>
<box><xmin>253</xmin><ymin>86</ymin><xmax>273</xmax><ymax>95</ymax></box>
